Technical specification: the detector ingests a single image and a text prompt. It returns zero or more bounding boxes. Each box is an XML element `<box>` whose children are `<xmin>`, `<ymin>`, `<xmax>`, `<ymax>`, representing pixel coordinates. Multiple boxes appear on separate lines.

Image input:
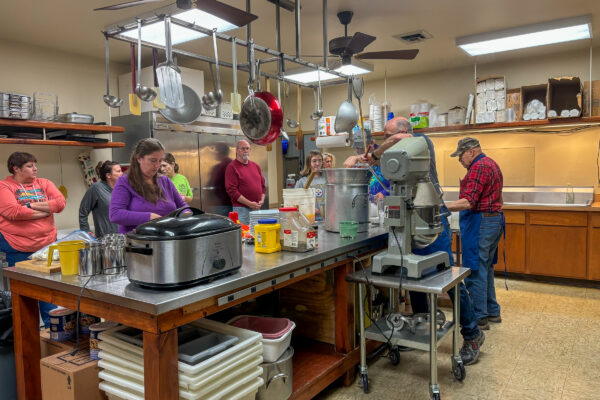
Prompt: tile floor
<box><xmin>315</xmin><ymin>278</ymin><xmax>600</xmax><ymax>400</ymax></box>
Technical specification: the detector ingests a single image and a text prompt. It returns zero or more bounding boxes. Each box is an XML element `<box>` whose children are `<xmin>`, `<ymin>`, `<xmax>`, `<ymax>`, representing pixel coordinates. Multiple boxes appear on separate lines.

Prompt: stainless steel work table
<box><xmin>346</xmin><ymin>267</ymin><xmax>470</xmax><ymax>400</ymax></box>
<box><xmin>6</xmin><ymin>226</ymin><xmax>387</xmax><ymax>400</ymax></box>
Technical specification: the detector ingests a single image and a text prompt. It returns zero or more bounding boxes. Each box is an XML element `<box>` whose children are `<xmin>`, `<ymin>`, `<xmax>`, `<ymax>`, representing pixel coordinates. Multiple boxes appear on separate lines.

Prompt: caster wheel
<box><xmin>389</xmin><ymin>348</ymin><xmax>400</xmax><ymax>366</ymax></box>
<box><xmin>452</xmin><ymin>363</ymin><xmax>466</xmax><ymax>381</ymax></box>
<box><xmin>361</xmin><ymin>374</ymin><xmax>369</xmax><ymax>393</ymax></box>
<box><xmin>430</xmin><ymin>393</ymin><xmax>441</xmax><ymax>400</ymax></box>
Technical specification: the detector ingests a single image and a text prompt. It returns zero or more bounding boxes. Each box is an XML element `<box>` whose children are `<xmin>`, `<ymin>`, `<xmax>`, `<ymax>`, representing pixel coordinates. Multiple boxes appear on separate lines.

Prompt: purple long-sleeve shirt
<box><xmin>109</xmin><ymin>174</ymin><xmax>188</xmax><ymax>234</ymax></box>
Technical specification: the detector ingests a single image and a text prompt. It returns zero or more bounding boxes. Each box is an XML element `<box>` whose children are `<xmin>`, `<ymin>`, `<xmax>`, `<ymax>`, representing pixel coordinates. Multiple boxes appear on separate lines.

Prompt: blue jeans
<box><xmin>232</xmin><ymin>206</ymin><xmax>251</xmax><ymax>226</ymax></box>
<box><xmin>465</xmin><ymin>215</ymin><xmax>503</xmax><ymax>321</ymax></box>
<box><xmin>0</xmin><ymin>233</ymin><xmax>57</xmax><ymax>328</ymax></box>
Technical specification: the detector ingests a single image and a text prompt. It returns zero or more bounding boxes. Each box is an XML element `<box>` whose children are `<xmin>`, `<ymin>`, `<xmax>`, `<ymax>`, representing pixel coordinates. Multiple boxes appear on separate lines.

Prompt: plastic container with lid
<box><xmin>278</xmin><ymin>207</ymin><xmax>317</xmax><ymax>252</ymax></box>
<box><xmin>254</xmin><ymin>219</ymin><xmax>281</xmax><ymax>253</ymax></box>
<box><xmin>49</xmin><ymin>307</ymin><xmax>77</xmax><ymax>341</ymax></box>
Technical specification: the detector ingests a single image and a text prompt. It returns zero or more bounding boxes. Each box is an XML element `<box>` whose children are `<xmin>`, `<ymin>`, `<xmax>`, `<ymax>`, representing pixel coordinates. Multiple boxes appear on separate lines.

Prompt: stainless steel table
<box><xmin>346</xmin><ymin>266</ymin><xmax>470</xmax><ymax>400</ymax></box>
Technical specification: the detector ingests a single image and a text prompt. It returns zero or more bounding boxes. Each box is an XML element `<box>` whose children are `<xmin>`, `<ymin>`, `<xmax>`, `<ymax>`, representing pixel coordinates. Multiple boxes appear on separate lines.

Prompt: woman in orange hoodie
<box><xmin>0</xmin><ymin>152</ymin><xmax>66</xmax><ymax>325</ymax></box>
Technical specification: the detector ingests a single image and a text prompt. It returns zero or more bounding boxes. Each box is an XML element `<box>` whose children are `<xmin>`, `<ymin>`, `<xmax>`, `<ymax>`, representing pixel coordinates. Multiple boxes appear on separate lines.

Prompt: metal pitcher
<box><xmin>101</xmin><ymin>234</ymin><xmax>126</xmax><ymax>275</ymax></box>
<box><xmin>78</xmin><ymin>242</ymin><xmax>103</xmax><ymax>277</ymax></box>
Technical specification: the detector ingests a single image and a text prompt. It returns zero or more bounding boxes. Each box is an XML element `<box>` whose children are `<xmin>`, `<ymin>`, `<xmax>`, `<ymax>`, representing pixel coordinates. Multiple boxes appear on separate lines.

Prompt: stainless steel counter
<box><xmin>4</xmin><ymin>226</ymin><xmax>388</xmax><ymax>315</ymax></box>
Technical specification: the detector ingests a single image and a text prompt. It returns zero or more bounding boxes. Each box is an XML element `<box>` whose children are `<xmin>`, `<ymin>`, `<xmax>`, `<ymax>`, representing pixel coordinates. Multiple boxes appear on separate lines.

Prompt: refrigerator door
<box><xmin>153</xmin><ymin>130</ymin><xmax>202</xmax><ymax>210</ymax></box>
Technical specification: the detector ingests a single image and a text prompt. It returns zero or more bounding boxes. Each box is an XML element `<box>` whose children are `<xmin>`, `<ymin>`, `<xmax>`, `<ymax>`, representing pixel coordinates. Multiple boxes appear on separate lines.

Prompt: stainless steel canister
<box><xmin>101</xmin><ymin>234</ymin><xmax>126</xmax><ymax>274</ymax></box>
<box><xmin>324</xmin><ymin>168</ymin><xmax>372</xmax><ymax>233</ymax></box>
<box><xmin>78</xmin><ymin>242</ymin><xmax>103</xmax><ymax>276</ymax></box>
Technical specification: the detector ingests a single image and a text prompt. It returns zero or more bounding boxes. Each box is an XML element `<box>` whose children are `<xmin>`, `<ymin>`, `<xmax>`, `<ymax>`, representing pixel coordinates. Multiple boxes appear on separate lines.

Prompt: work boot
<box><xmin>477</xmin><ymin>317</ymin><xmax>490</xmax><ymax>330</ymax></box>
<box><xmin>460</xmin><ymin>331</ymin><xmax>485</xmax><ymax>366</ymax></box>
<box><xmin>488</xmin><ymin>315</ymin><xmax>502</xmax><ymax>323</ymax></box>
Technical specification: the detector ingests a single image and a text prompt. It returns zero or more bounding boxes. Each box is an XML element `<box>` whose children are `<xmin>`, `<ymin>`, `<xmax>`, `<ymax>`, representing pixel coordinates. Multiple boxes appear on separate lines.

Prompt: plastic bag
<box><xmin>30</xmin><ymin>230</ymin><xmax>98</xmax><ymax>261</ymax></box>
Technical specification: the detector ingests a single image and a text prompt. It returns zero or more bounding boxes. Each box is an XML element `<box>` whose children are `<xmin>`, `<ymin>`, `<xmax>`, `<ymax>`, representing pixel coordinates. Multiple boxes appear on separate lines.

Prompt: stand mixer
<box><xmin>371</xmin><ymin>136</ymin><xmax>450</xmax><ymax>278</ymax></box>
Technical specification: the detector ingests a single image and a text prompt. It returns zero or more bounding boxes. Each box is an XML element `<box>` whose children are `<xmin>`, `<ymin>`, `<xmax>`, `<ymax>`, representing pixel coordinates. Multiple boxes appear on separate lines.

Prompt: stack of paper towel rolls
<box><xmin>315</xmin><ymin>133</ymin><xmax>351</xmax><ymax>148</ymax></box>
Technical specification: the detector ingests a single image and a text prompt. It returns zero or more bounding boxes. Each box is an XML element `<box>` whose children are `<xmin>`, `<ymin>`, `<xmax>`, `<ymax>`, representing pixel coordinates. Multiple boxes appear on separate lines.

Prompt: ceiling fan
<box><xmin>94</xmin><ymin>0</ymin><xmax>257</xmax><ymax>28</ymax></box>
<box><xmin>306</xmin><ymin>11</ymin><xmax>419</xmax><ymax>63</ymax></box>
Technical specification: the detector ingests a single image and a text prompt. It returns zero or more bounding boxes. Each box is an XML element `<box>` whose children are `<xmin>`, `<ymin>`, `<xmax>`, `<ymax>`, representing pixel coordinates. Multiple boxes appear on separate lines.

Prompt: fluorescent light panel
<box><xmin>285</xmin><ymin>69</ymin><xmax>339</xmax><ymax>84</ymax></box>
<box><xmin>120</xmin><ymin>9</ymin><xmax>237</xmax><ymax>46</ymax></box>
<box><xmin>457</xmin><ymin>15</ymin><xmax>591</xmax><ymax>56</ymax></box>
<box><xmin>334</xmin><ymin>64</ymin><xmax>372</xmax><ymax>76</ymax></box>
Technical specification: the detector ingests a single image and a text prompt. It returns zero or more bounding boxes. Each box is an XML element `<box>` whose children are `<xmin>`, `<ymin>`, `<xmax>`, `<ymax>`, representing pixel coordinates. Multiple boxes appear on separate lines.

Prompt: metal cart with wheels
<box><xmin>346</xmin><ymin>266</ymin><xmax>471</xmax><ymax>400</ymax></box>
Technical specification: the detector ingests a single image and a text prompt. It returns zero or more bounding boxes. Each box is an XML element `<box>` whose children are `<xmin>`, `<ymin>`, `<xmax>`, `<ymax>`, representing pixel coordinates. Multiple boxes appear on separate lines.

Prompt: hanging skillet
<box><xmin>240</xmin><ymin>40</ymin><xmax>282</xmax><ymax>146</ymax></box>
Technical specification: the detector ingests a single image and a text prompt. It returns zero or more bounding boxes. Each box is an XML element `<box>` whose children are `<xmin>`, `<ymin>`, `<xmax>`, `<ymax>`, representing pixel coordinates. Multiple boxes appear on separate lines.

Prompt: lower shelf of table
<box><xmin>365</xmin><ymin>318</ymin><xmax>455</xmax><ymax>351</ymax></box>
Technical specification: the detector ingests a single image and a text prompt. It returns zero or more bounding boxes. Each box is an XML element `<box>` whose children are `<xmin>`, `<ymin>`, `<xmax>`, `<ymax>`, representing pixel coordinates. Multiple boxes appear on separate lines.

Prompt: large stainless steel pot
<box><xmin>324</xmin><ymin>168</ymin><xmax>372</xmax><ymax>233</ymax></box>
<box><xmin>125</xmin><ymin>207</ymin><xmax>242</xmax><ymax>289</ymax></box>
<box><xmin>257</xmin><ymin>346</ymin><xmax>294</xmax><ymax>400</ymax></box>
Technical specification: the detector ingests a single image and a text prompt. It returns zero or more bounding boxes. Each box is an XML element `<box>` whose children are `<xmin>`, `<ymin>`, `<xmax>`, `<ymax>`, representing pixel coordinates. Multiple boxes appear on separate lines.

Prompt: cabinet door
<box><xmin>527</xmin><ymin>225</ymin><xmax>587</xmax><ymax>279</ymax></box>
<box><xmin>494</xmin><ymin>224</ymin><xmax>525</xmax><ymax>273</ymax></box>
<box><xmin>589</xmin><ymin>214</ymin><xmax>600</xmax><ymax>281</ymax></box>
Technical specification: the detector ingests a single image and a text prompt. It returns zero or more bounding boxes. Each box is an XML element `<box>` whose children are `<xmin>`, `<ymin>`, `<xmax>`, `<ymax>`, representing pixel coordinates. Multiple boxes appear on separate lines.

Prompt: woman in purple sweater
<box><xmin>110</xmin><ymin>138</ymin><xmax>188</xmax><ymax>234</ymax></box>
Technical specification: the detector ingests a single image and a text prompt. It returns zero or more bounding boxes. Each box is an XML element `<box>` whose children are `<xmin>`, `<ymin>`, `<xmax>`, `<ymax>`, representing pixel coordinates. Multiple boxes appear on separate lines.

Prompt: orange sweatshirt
<box><xmin>0</xmin><ymin>175</ymin><xmax>66</xmax><ymax>252</ymax></box>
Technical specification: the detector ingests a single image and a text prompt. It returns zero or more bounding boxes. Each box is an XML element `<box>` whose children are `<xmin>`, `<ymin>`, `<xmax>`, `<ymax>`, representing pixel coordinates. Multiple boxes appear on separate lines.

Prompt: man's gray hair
<box><xmin>395</xmin><ymin>118</ymin><xmax>413</xmax><ymax>134</ymax></box>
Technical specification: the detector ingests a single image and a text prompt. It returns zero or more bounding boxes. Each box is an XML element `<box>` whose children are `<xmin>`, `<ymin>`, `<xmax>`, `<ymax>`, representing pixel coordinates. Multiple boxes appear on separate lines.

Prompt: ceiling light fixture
<box><xmin>284</xmin><ymin>68</ymin><xmax>339</xmax><ymax>84</ymax></box>
<box><xmin>456</xmin><ymin>15</ymin><xmax>592</xmax><ymax>56</ymax></box>
<box><xmin>105</xmin><ymin>4</ymin><xmax>238</xmax><ymax>46</ymax></box>
<box><xmin>331</xmin><ymin>58</ymin><xmax>374</xmax><ymax>76</ymax></box>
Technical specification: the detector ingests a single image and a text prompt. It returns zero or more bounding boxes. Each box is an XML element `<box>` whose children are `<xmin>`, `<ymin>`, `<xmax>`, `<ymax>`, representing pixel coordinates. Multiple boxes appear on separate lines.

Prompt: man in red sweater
<box><xmin>225</xmin><ymin>140</ymin><xmax>266</xmax><ymax>225</ymax></box>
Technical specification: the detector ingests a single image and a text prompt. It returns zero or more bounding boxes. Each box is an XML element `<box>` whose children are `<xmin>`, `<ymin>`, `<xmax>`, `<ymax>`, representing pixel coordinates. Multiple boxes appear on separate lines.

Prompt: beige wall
<box><xmin>303</xmin><ymin>46</ymin><xmax>600</xmax><ymax>188</ymax></box>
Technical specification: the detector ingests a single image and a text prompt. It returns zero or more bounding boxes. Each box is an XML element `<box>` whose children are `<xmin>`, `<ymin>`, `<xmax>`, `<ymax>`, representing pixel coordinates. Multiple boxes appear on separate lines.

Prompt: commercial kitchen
<box><xmin>1</xmin><ymin>1</ymin><xmax>600</xmax><ymax>399</ymax></box>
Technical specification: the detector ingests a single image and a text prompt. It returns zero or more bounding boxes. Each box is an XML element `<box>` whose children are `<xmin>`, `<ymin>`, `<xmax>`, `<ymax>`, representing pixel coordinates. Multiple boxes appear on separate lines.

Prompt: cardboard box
<box><xmin>475</xmin><ymin>76</ymin><xmax>506</xmax><ymax>122</ymax></box>
<box><xmin>40</xmin><ymin>329</ymin><xmax>88</xmax><ymax>359</ymax></box>
<box><xmin>582</xmin><ymin>80</ymin><xmax>600</xmax><ymax>116</ymax></box>
<box><xmin>547</xmin><ymin>76</ymin><xmax>582</xmax><ymax>118</ymax></box>
<box><xmin>506</xmin><ymin>89</ymin><xmax>521</xmax><ymax>120</ymax></box>
<box><xmin>41</xmin><ymin>349</ymin><xmax>106</xmax><ymax>400</ymax></box>
<box><xmin>520</xmin><ymin>84</ymin><xmax>547</xmax><ymax>120</ymax></box>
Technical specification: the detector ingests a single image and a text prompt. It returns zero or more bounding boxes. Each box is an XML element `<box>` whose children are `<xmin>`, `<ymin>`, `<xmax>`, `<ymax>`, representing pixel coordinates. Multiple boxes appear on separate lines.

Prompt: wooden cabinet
<box><xmin>494</xmin><ymin>211</ymin><xmax>526</xmax><ymax>273</ymax></box>
<box><xmin>589</xmin><ymin>214</ymin><xmax>600</xmax><ymax>281</ymax></box>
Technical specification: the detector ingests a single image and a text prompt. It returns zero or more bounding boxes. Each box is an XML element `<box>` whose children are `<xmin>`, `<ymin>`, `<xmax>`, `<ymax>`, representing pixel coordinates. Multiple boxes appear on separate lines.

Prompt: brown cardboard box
<box><xmin>583</xmin><ymin>80</ymin><xmax>600</xmax><ymax>116</ymax></box>
<box><xmin>506</xmin><ymin>89</ymin><xmax>521</xmax><ymax>120</ymax></box>
<box><xmin>520</xmin><ymin>84</ymin><xmax>547</xmax><ymax>120</ymax></box>
<box><xmin>547</xmin><ymin>76</ymin><xmax>582</xmax><ymax>117</ymax></box>
<box><xmin>41</xmin><ymin>349</ymin><xmax>106</xmax><ymax>400</ymax></box>
<box><xmin>40</xmin><ymin>329</ymin><xmax>88</xmax><ymax>358</ymax></box>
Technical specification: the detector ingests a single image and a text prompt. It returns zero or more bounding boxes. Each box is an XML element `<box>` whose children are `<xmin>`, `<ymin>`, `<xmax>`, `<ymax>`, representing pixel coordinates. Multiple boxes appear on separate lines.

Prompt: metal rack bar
<box><xmin>102</xmin><ymin>14</ymin><xmax>349</xmax><ymax>89</ymax></box>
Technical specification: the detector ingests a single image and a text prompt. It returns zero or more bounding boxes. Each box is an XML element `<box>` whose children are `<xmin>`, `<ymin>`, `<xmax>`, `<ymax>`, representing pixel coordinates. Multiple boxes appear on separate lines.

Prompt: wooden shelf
<box><xmin>0</xmin><ymin>118</ymin><xmax>125</xmax><ymax>148</ymax></box>
<box><xmin>0</xmin><ymin>118</ymin><xmax>124</xmax><ymax>133</ymax></box>
<box><xmin>0</xmin><ymin>138</ymin><xmax>124</xmax><ymax>148</ymax></box>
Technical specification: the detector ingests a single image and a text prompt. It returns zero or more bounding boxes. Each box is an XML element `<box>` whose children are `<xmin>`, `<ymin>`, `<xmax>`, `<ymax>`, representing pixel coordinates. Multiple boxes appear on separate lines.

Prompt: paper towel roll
<box><xmin>316</xmin><ymin>133</ymin><xmax>351</xmax><ymax>148</ymax></box>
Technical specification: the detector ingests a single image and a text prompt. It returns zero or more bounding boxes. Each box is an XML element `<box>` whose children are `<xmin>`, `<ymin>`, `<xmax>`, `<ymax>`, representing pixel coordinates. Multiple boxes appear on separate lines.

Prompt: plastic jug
<box><xmin>48</xmin><ymin>240</ymin><xmax>86</xmax><ymax>275</ymax></box>
<box><xmin>254</xmin><ymin>219</ymin><xmax>281</xmax><ymax>253</ymax></box>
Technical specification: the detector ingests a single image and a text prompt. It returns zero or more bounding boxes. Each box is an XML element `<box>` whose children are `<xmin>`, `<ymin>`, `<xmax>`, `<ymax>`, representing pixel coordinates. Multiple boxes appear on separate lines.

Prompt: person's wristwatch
<box><xmin>371</xmin><ymin>152</ymin><xmax>379</xmax><ymax>161</ymax></box>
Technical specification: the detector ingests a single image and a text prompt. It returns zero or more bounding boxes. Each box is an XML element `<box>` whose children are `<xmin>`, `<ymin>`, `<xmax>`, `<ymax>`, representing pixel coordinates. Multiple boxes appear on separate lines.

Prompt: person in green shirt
<box><xmin>160</xmin><ymin>153</ymin><xmax>193</xmax><ymax>203</ymax></box>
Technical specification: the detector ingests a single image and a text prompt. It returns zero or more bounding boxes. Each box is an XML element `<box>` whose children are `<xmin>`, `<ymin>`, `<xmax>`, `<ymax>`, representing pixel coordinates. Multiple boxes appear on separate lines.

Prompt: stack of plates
<box><xmin>97</xmin><ymin>319</ymin><xmax>264</xmax><ymax>400</ymax></box>
<box><xmin>0</xmin><ymin>93</ymin><xmax>31</xmax><ymax>120</ymax></box>
<box><xmin>249</xmin><ymin>209</ymin><xmax>279</xmax><ymax>236</ymax></box>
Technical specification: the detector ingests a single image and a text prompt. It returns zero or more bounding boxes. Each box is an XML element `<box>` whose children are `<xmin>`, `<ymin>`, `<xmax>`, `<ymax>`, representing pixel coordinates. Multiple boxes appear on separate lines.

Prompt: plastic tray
<box><xmin>228</xmin><ymin>315</ymin><xmax>293</xmax><ymax>340</ymax></box>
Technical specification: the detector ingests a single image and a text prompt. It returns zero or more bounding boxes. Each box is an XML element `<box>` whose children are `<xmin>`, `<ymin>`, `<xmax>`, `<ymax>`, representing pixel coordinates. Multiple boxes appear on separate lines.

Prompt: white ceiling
<box><xmin>1</xmin><ymin>0</ymin><xmax>599</xmax><ymax>83</ymax></box>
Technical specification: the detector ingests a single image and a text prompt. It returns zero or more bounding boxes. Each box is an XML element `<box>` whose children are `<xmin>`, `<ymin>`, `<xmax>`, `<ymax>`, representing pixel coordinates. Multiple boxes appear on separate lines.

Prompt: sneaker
<box><xmin>477</xmin><ymin>318</ymin><xmax>490</xmax><ymax>330</ymax></box>
<box><xmin>488</xmin><ymin>315</ymin><xmax>502</xmax><ymax>323</ymax></box>
<box><xmin>460</xmin><ymin>331</ymin><xmax>485</xmax><ymax>366</ymax></box>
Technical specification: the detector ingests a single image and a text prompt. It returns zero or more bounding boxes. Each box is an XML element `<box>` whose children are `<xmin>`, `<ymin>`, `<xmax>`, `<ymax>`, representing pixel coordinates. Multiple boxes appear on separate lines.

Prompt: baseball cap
<box><xmin>450</xmin><ymin>137</ymin><xmax>480</xmax><ymax>157</ymax></box>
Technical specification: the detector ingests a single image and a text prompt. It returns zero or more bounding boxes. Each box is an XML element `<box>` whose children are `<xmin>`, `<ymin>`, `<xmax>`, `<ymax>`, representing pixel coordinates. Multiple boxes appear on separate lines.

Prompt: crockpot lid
<box><xmin>129</xmin><ymin>207</ymin><xmax>240</xmax><ymax>240</ymax></box>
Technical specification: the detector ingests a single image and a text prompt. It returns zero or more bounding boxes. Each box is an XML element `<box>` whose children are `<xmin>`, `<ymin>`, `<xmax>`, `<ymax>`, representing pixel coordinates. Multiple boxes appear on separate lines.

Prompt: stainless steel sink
<box><xmin>442</xmin><ymin>186</ymin><xmax>594</xmax><ymax>207</ymax></box>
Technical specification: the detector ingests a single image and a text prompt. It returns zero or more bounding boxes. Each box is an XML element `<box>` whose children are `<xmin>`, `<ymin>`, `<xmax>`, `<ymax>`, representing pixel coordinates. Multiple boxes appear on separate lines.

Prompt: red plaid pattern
<box><xmin>459</xmin><ymin>155</ymin><xmax>503</xmax><ymax>212</ymax></box>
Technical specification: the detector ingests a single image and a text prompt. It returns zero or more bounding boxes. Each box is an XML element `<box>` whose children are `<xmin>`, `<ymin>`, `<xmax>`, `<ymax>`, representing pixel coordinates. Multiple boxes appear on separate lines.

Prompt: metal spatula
<box><xmin>156</xmin><ymin>16</ymin><xmax>184</xmax><ymax>109</ymax></box>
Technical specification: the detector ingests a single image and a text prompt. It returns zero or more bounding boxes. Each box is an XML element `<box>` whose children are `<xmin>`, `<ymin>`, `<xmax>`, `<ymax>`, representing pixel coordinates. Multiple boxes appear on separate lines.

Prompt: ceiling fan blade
<box><xmin>345</xmin><ymin>32</ymin><xmax>376</xmax><ymax>55</ymax></box>
<box><xmin>196</xmin><ymin>0</ymin><xmax>258</xmax><ymax>27</ymax></box>
<box><xmin>356</xmin><ymin>49</ymin><xmax>419</xmax><ymax>60</ymax></box>
<box><xmin>93</xmin><ymin>0</ymin><xmax>163</xmax><ymax>11</ymax></box>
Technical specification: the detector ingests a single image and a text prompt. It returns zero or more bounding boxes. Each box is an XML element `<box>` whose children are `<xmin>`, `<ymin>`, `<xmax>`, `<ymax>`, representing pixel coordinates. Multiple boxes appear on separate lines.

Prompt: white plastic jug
<box><xmin>282</xmin><ymin>188</ymin><xmax>316</xmax><ymax>224</ymax></box>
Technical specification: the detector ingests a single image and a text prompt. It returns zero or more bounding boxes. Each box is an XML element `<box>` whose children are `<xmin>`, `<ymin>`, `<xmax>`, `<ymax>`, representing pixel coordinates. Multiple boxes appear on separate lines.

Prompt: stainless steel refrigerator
<box><xmin>111</xmin><ymin>112</ymin><xmax>269</xmax><ymax>215</ymax></box>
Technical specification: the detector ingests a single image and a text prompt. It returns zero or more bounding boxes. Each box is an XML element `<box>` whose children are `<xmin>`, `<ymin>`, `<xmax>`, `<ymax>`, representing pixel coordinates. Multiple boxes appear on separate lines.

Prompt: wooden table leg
<box><xmin>12</xmin><ymin>292</ymin><xmax>41</xmax><ymax>400</ymax></box>
<box><xmin>143</xmin><ymin>329</ymin><xmax>179</xmax><ymax>400</ymax></box>
<box><xmin>334</xmin><ymin>261</ymin><xmax>355</xmax><ymax>386</ymax></box>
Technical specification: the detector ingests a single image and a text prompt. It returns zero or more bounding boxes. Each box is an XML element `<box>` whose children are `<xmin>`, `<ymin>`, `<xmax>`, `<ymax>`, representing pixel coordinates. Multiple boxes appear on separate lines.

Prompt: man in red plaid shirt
<box><xmin>446</xmin><ymin>137</ymin><xmax>504</xmax><ymax>331</ymax></box>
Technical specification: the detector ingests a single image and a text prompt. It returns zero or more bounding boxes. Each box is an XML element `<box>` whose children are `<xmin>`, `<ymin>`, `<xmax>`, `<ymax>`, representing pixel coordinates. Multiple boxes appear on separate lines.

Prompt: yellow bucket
<box><xmin>254</xmin><ymin>220</ymin><xmax>281</xmax><ymax>254</ymax></box>
<box><xmin>48</xmin><ymin>240</ymin><xmax>85</xmax><ymax>275</ymax></box>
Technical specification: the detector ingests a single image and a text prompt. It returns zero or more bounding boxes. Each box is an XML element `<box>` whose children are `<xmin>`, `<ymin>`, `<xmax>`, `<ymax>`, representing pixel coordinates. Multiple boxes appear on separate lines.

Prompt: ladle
<box><xmin>310</xmin><ymin>68</ymin><xmax>323</xmax><ymax>120</ymax></box>
<box><xmin>286</xmin><ymin>84</ymin><xmax>299</xmax><ymax>128</ymax></box>
<box><xmin>102</xmin><ymin>35</ymin><xmax>123</xmax><ymax>108</ymax></box>
<box><xmin>334</xmin><ymin>78</ymin><xmax>359</xmax><ymax>133</ymax></box>
<box><xmin>202</xmin><ymin>28</ymin><xmax>224</xmax><ymax>110</ymax></box>
<box><xmin>135</xmin><ymin>19</ymin><xmax>157</xmax><ymax>102</ymax></box>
